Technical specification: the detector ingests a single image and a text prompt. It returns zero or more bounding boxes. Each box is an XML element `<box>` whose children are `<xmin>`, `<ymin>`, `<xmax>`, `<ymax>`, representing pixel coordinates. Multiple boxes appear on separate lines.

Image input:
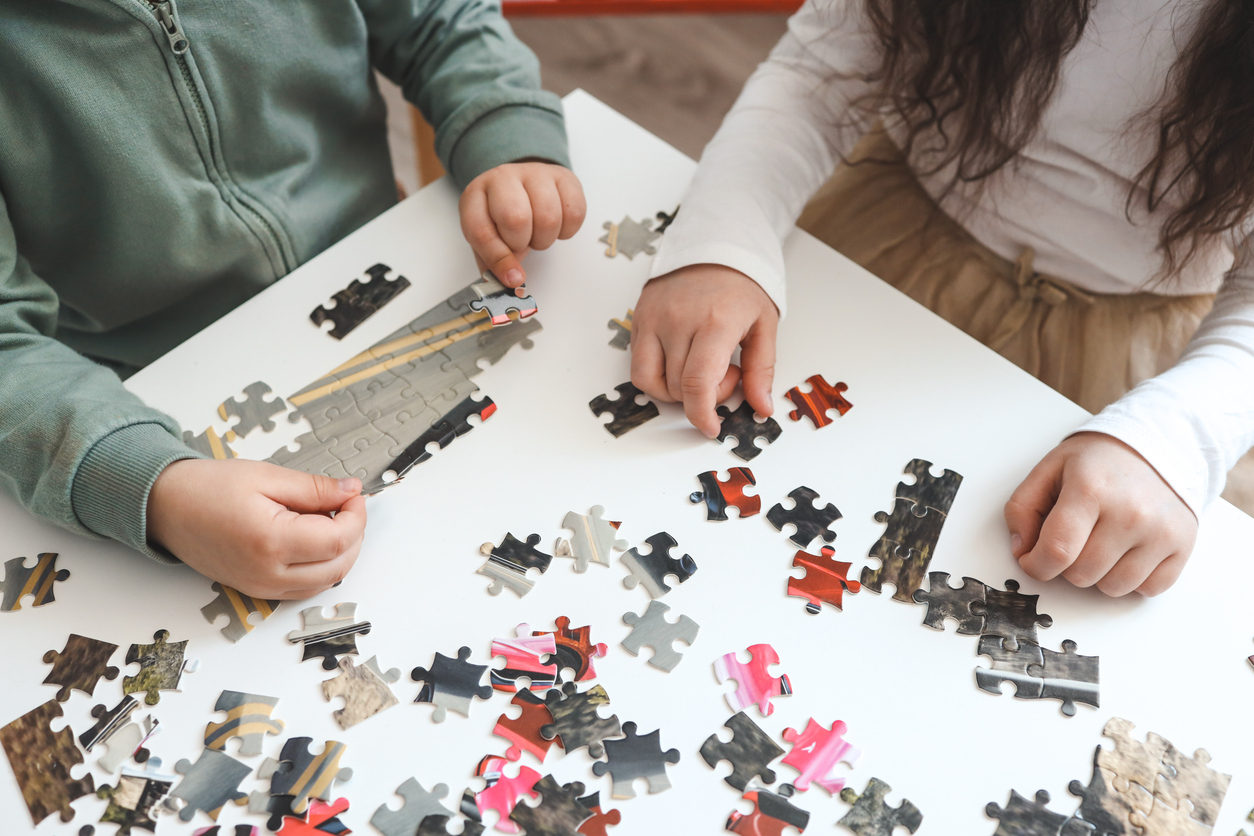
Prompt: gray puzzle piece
<box><xmin>971</xmin><ymin>579</ymin><xmax>1054</xmax><ymax>651</ymax></box>
<box><xmin>371</xmin><ymin>779</ymin><xmax>454</xmax><ymax>836</ymax></box>
<box><xmin>1027</xmin><ymin>639</ymin><xmax>1099</xmax><ymax>717</ymax></box>
<box><xmin>976</xmin><ymin>635</ymin><xmax>1044</xmax><ymax>699</ymax></box>
<box><xmin>620</xmin><ymin>601</ymin><xmax>699</xmax><ymax>671</ymax></box>
<box><xmin>170</xmin><ymin>748</ymin><xmax>250</xmax><ymax>822</ymax></box>
<box><xmin>200</xmin><ymin>582</ymin><xmax>281</xmax><ymax>643</ymax></box>
<box><xmin>469</xmin><ymin>272</ymin><xmax>537</xmax><ymax>325</ymax></box>
<box><xmin>591</xmin><ymin>722</ymin><xmax>681</xmax><ymax>798</ymax></box>
<box><xmin>839</xmin><ymin>777</ymin><xmax>923</xmax><ymax>836</ymax></box>
<box><xmin>218</xmin><ymin>381</ymin><xmax>286</xmax><ymax>439</ymax></box>
<box><xmin>600</xmin><ymin>216</ymin><xmax>661</xmax><ymax>259</ymax></box>
<box><xmin>620</xmin><ymin>532</ymin><xmax>697</xmax><ymax>598</ymax></box>
<box><xmin>607</xmin><ymin>311</ymin><xmax>633</xmax><ymax>350</ymax></box>
<box><xmin>204</xmin><ymin>690</ymin><xmax>284</xmax><ymax>756</ymax></box>
<box><xmin>912</xmin><ymin>572</ymin><xmax>986</xmax><ymax>634</ymax></box>
<box><xmin>411</xmin><ymin>646</ymin><xmax>493</xmax><ymax>723</ymax></box>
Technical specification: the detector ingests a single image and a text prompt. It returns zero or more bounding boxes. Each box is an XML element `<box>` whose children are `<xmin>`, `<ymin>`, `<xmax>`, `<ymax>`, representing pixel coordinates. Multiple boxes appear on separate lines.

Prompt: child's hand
<box><xmin>147</xmin><ymin>459</ymin><xmax>367</xmax><ymax>600</ymax></box>
<box><xmin>631</xmin><ymin>264</ymin><xmax>780</xmax><ymax>437</ymax></box>
<box><xmin>459</xmin><ymin>162</ymin><xmax>586</xmax><ymax>289</ymax></box>
<box><xmin>1005</xmin><ymin>432</ymin><xmax>1198</xmax><ymax>596</ymax></box>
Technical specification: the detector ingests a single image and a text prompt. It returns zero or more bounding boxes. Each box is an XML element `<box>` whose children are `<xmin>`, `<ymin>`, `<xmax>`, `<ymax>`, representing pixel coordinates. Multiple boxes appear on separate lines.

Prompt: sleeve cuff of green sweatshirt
<box><xmin>447</xmin><ymin>104</ymin><xmax>571</xmax><ymax>187</ymax></box>
<box><xmin>71</xmin><ymin>423</ymin><xmax>204</xmax><ymax>564</ymax></box>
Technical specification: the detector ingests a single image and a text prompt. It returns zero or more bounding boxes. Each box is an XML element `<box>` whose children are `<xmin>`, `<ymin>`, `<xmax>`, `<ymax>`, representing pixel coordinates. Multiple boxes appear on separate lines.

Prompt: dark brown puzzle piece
<box><xmin>42</xmin><ymin>633</ymin><xmax>119</xmax><ymax>701</ymax></box>
<box><xmin>1</xmin><ymin>700</ymin><xmax>94</xmax><ymax>824</ymax></box>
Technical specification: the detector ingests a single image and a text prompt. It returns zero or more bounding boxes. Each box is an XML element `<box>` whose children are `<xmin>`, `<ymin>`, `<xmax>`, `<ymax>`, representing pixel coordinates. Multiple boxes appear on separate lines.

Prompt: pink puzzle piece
<box><xmin>490</xmin><ymin>624</ymin><xmax>557</xmax><ymax>693</ymax></box>
<box><xmin>713</xmin><ymin>644</ymin><xmax>792</xmax><ymax>716</ymax></box>
<box><xmin>781</xmin><ymin>718</ymin><xmax>862</xmax><ymax>794</ymax></box>
<box><xmin>469</xmin><ymin>754</ymin><xmax>542</xmax><ymax>833</ymax></box>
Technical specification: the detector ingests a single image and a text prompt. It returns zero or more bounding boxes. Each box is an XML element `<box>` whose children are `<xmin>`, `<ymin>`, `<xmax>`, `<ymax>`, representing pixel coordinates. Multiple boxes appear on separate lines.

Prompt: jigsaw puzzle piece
<box><xmin>204</xmin><ymin>691</ymin><xmax>285</xmax><ymax>755</ymax></box>
<box><xmin>96</xmin><ymin>757</ymin><xmax>176</xmax><ymax>835</ymax></box>
<box><xmin>715</xmin><ymin>401</ymin><xmax>782</xmax><ymax>461</ymax></box>
<box><xmin>894</xmin><ymin>459</ymin><xmax>963</xmax><ymax>516</ymax></box>
<box><xmin>911</xmin><ymin>572</ymin><xmax>986</xmax><ymax>634</ymax></box>
<box><xmin>726</xmin><ymin>784</ymin><xmax>810</xmax><ymax>836</ymax></box>
<box><xmin>976</xmin><ymin>635</ymin><xmax>1044</xmax><ymax>699</ymax></box>
<box><xmin>555</xmin><ymin>506</ymin><xmax>627</xmax><ymax>573</ymax></box>
<box><xmin>371</xmin><ymin>778</ymin><xmax>454</xmax><ymax>836</ymax></box>
<box><xmin>201</xmin><ymin>582</ymin><xmax>281</xmax><ymax>643</ymax></box>
<box><xmin>1154</xmin><ymin>743</ymin><xmax>1231</xmax><ymax>827</ymax></box>
<box><xmin>541</xmin><ymin>616</ymin><xmax>608</xmax><ymax>682</ymax></box>
<box><xmin>310</xmin><ymin>262</ymin><xmax>410</xmax><ymax>338</ymax></box>
<box><xmin>767</xmin><ymin>486</ymin><xmax>840</xmax><ymax>548</ymax></box>
<box><xmin>1095</xmin><ymin>717</ymin><xmax>1172</xmax><ymax>796</ymax></box>
<box><xmin>1</xmin><ymin>700</ymin><xmax>95</xmax><ymax>824</ymax></box>
<box><xmin>592</xmin><ymin>722</ymin><xmax>680</xmax><ymax>799</ymax></box>
<box><xmin>419</xmin><ymin>814</ymin><xmax>487</xmax><ymax>836</ymax></box>
<box><xmin>275</xmin><ymin>796</ymin><xmax>352</xmax><ymax>835</ymax></box>
<box><xmin>590</xmin><ymin>383</ymin><xmax>659</xmax><ymax>437</ymax></box>
<box><xmin>373</xmin><ymin>392</ymin><xmax>496</xmax><ymax>492</ymax></box>
<box><xmin>43</xmin><ymin>633</ymin><xmax>119</xmax><ymax>701</ymax></box>
<box><xmin>788</xmin><ymin>545</ymin><xmax>861</xmax><ymax>614</ymax></box>
<box><xmin>607</xmin><ymin>310</ymin><xmax>633</xmax><ymax>350</ymax></box>
<box><xmin>1</xmin><ymin>552</ymin><xmax>70</xmax><ymax>612</ymax></box>
<box><xmin>462</xmin><ymin>753</ymin><xmax>541</xmax><ymax>833</ymax></box>
<box><xmin>873</xmin><ymin>497</ymin><xmax>948</xmax><ymax>564</ymax></box>
<box><xmin>619</xmin><ymin>532</ymin><xmax>697</xmax><ymax>598</ymax></box>
<box><xmin>699</xmin><ymin>711</ymin><xmax>785</xmax><ymax>791</ymax></box>
<box><xmin>478</xmin><ymin>533</ymin><xmax>553</xmax><ymax>598</ymax></box>
<box><xmin>838</xmin><ymin>777</ymin><xmax>922</xmax><ymax>835</ymax></box>
<box><xmin>985</xmin><ymin>789</ymin><xmax>1073</xmax><ymax>836</ymax></box>
<box><xmin>970</xmin><ymin>579</ymin><xmax>1054</xmax><ymax>651</ymax></box>
<box><xmin>599</xmin><ymin>216</ymin><xmax>661</xmax><ymax>259</ymax></box>
<box><xmin>541</xmin><ymin>682</ymin><xmax>622</xmax><ymax>758</ymax></box>
<box><xmin>79</xmin><ymin>695</ymin><xmax>140</xmax><ymax>754</ymax></box>
<box><xmin>170</xmin><ymin>748</ymin><xmax>251</xmax><ymax>822</ymax></box>
<box><xmin>785</xmin><ymin>374</ymin><xmax>852</xmax><ymax>428</ymax></box>
<box><xmin>714</xmin><ymin>644</ymin><xmax>792</xmax><ymax>717</ymax></box>
<box><xmin>491</xmin><ymin>623</ymin><xmax>558</xmax><ymax>693</ymax></box>
<box><xmin>782</xmin><ymin>718</ymin><xmax>862</xmax><ymax>795</ymax></box>
<box><xmin>218</xmin><ymin>381</ymin><xmax>286</xmax><ymax>439</ymax></box>
<box><xmin>1067</xmin><ymin>759</ymin><xmax>1153</xmax><ymax>836</ymax></box>
<box><xmin>96</xmin><ymin>712</ymin><xmax>158</xmax><ymax>775</ymax></box>
<box><xmin>494</xmin><ymin>690</ymin><xmax>557</xmax><ymax>763</ymax></box>
<box><xmin>470</xmin><ymin>271</ymin><xmax>538</xmax><ymax>326</ymax></box>
<box><xmin>620</xmin><ymin>601</ymin><xmax>700</xmax><ymax>671</ymax></box>
<box><xmin>859</xmin><ymin>537</ymin><xmax>931</xmax><ymax>603</ymax></box>
<box><xmin>286</xmin><ymin>603</ymin><xmax>371</xmax><ymax>670</ymax></box>
<box><xmin>691</xmin><ymin>468</ymin><xmax>760</xmax><ymax>521</ymax></box>
<box><xmin>1129</xmin><ymin>800</ymin><xmax>1211</xmax><ymax>836</ymax></box>
<box><xmin>577</xmin><ymin>792</ymin><xmax>621</xmax><ymax>836</ymax></box>
<box><xmin>509</xmin><ymin>775</ymin><xmax>593</xmax><ymax>835</ymax></box>
<box><xmin>412</xmin><ymin>646</ymin><xmax>493</xmax><ymax>722</ymax></box>
<box><xmin>263</xmin><ymin>737</ymin><xmax>352</xmax><ymax>818</ymax></box>
<box><xmin>266</xmin><ymin>430</ymin><xmax>349</xmax><ymax>480</ymax></box>
<box><xmin>1027</xmin><ymin>640</ymin><xmax>1099</xmax><ymax>717</ymax></box>
<box><xmin>183</xmin><ymin>426</ymin><xmax>238</xmax><ymax>459</ymax></box>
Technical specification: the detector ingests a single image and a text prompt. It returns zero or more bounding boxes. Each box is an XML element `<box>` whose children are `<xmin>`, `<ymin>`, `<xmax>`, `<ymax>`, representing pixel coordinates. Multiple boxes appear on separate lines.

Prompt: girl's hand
<box><xmin>147</xmin><ymin>459</ymin><xmax>367</xmax><ymax>600</ymax></box>
<box><xmin>458</xmin><ymin>162</ymin><xmax>586</xmax><ymax>288</ymax></box>
<box><xmin>631</xmin><ymin>264</ymin><xmax>779</xmax><ymax>437</ymax></box>
<box><xmin>1005</xmin><ymin>432</ymin><xmax>1198</xmax><ymax>596</ymax></box>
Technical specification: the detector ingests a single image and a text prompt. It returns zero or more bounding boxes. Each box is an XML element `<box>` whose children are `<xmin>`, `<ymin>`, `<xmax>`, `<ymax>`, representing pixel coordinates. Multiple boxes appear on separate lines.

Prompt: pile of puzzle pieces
<box><xmin>986</xmin><ymin>717</ymin><xmax>1231</xmax><ymax>836</ymax></box>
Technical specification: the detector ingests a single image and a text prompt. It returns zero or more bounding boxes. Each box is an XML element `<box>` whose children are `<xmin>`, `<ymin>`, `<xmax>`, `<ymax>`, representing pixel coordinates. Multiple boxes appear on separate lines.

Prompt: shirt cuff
<box><xmin>71</xmin><ymin>423</ymin><xmax>204</xmax><ymax>564</ymax></box>
<box><xmin>648</xmin><ymin>241</ymin><xmax>789</xmax><ymax>320</ymax></box>
<box><xmin>446</xmin><ymin>104</ymin><xmax>571</xmax><ymax>187</ymax></box>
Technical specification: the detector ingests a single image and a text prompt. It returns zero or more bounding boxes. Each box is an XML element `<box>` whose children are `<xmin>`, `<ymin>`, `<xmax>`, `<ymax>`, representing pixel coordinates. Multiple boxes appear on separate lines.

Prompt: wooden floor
<box><xmin>382</xmin><ymin>15</ymin><xmax>789</xmax><ymax>191</ymax></box>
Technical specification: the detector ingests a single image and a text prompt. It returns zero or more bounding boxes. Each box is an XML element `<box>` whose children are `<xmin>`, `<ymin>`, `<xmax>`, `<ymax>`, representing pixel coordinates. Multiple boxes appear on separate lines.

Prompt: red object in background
<box><xmin>503</xmin><ymin>0</ymin><xmax>803</xmax><ymax>17</ymax></box>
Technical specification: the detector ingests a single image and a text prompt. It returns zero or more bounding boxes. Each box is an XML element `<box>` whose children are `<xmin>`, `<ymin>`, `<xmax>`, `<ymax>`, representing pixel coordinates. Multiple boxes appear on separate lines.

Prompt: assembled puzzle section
<box><xmin>310</xmin><ymin>262</ymin><xmax>410</xmax><ymax>339</ymax></box>
<box><xmin>861</xmin><ymin>460</ymin><xmax>962</xmax><ymax>602</ymax></box>
<box><xmin>272</xmin><ymin>278</ymin><xmax>540</xmax><ymax>492</ymax></box>
<box><xmin>1</xmin><ymin>552</ymin><xmax>69</xmax><ymax>612</ymax></box>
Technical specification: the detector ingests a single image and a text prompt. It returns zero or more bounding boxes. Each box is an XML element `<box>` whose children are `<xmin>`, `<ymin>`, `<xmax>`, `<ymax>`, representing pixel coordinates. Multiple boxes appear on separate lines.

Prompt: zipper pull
<box><xmin>147</xmin><ymin>0</ymin><xmax>189</xmax><ymax>55</ymax></box>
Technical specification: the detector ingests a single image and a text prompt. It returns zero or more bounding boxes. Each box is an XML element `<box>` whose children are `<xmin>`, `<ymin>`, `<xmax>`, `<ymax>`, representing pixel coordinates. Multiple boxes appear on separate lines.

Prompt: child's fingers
<box><xmin>664</xmin><ymin>330</ymin><xmax>693</xmax><ymax>405</ymax></box>
<box><xmin>276</xmin><ymin>494</ymin><xmax>367</xmax><ymax>565</ymax></box>
<box><xmin>681</xmin><ymin>328</ymin><xmax>744</xmax><ymax>438</ymax></box>
<box><xmin>460</xmin><ymin>187</ymin><xmax>526</xmax><ymax>287</ymax></box>
<box><xmin>486</xmin><ymin>175</ymin><xmax>534</xmax><ymax>255</ymax></box>
<box><xmin>1003</xmin><ymin>459</ymin><xmax>1058</xmax><ymax>558</ymax></box>
<box><xmin>264</xmin><ymin>470</ymin><xmax>361</xmax><ymax>514</ymax></box>
<box><xmin>1016</xmin><ymin>479</ymin><xmax>1101</xmax><ymax>582</ymax></box>
<box><xmin>739</xmin><ymin>317</ymin><xmax>777</xmax><ymax>418</ymax></box>
<box><xmin>521</xmin><ymin>172</ymin><xmax>563</xmax><ymax>252</ymax></box>
<box><xmin>1090</xmin><ymin>544</ymin><xmax>1159</xmax><ymax>598</ymax></box>
<box><xmin>1135</xmin><ymin>550</ymin><xmax>1188</xmax><ymax>597</ymax></box>
<box><xmin>1061</xmin><ymin>518</ymin><xmax>1126</xmax><ymax>588</ymax></box>
<box><xmin>630</xmin><ymin>330</ymin><xmax>674</xmax><ymax>403</ymax></box>
<box><xmin>282</xmin><ymin>547</ymin><xmax>362</xmax><ymax>595</ymax></box>
<box><xmin>553</xmin><ymin>169</ymin><xmax>587</xmax><ymax>240</ymax></box>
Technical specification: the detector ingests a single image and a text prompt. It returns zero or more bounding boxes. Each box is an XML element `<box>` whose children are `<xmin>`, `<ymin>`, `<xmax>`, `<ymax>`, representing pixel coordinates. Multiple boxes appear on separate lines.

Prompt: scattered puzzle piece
<box><xmin>96</xmin><ymin>757</ymin><xmax>176</xmax><ymax>836</ymax></box>
<box><xmin>541</xmin><ymin>682</ymin><xmax>622</xmax><ymax>758</ymax></box>
<box><xmin>286</xmin><ymin>603</ymin><xmax>372</xmax><ymax>670</ymax></box>
<box><xmin>555</xmin><ymin>506</ymin><xmax>627</xmax><ymax>573</ymax></box>
<box><xmin>371</xmin><ymin>779</ymin><xmax>453</xmax><ymax>836</ymax></box>
<box><xmin>592</xmin><ymin>722</ymin><xmax>680</xmax><ymax>799</ymax></box>
<box><xmin>201</xmin><ymin>582</ymin><xmax>281</xmax><ymax>643</ymax></box>
<box><xmin>788</xmin><ymin>545</ymin><xmax>861</xmax><ymax>614</ymax></box>
<box><xmin>491</xmin><ymin>623</ymin><xmax>558</xmax><ymax>693</ymax></box>
<box><xmin>321</xmin><ymin>657</ymin><xmax>398</xmax><ymax>730</ymax></box>
<box><xmin>976</xmin><ymin>635</ymin><xmax>1045</xmax><ymax>699</ymax></box>
<box><xmin>1</xmin><ymin>552</ymin><xmax>69</xmax><ymax>611</ymax></box>
<box><xmin>419</xmin><ymin>814</ymin><xmax>487</xmax><ymax>836</ymax></box>
<box><xmin>838</xmin><ymin>778</ymin><xmax>922</xmax><ymax>836</ymax></box>
<box><xmin>911</xmin><ymin>572</ymin><xmax>986</xmax><ymax>634</ymax></box>
<box><xmin>43</xmin><ymin>633</ymin><xmax>119</xmax><ymax>701</ymax></box>
<box><xmin>1</xmin><ymin>700</ymin><xmax>95</xmax><ymax>824</ymax></box>
<box><xmin>727</xmin><ymin>784</ymin><xmax>810</xmax><ymax>836</ymax></box>
<box><xmin>607</xmin><ymin>310</ymin><xmax>633</xmax><ymax>350</ymax></box>
<box><xmin>715</xmin><ymin>644</ymin><xmax>792</xmax><ymax>717</ymax></box>
<box><xmin>782</xmin><ymin>718</ymin><xmax>862</xmax><ymax>795</ymax></box>
<box><xmin>494</xmin><ymin>690</ymin><xmax>557</xmax><ymax>763</ymax></box>
<box><xmin>462</xmin><ymin>754</ymin><xmax>541</xmax><ymax>833</ymax></box>
<box><xmin>276</xmin><ymin>797</ymin><xmax>351</xmax><ymax>836</ymax></box>
<box><xmin>599</xmin><ymin>216</ymin><xmax>661</xmax><ymax>259</ymax></box>
<box><xmin>183</xmin><ymin>427</ymin><xmax>238</xmax><ymax>459</ymax></box>
<box><xmin>620</xmin><ymin>600</ymin><xmax>700</xmax><ymax>671</ymax></box>
<box><xmin>590</xmin><ymin>383</ymin><xmax>659</xmax><ymax>437</ymax></box>
<box><xmin>767</xmin><ymin>487</ymin><xmax>841</xmax><ymax>548</ymax></box>
<box><xmin>79</xmin><ymin>696</ymin><xmax>140</xmax><ymax>754</ymax></box>
<box><xmin>542</xmin><ymin>616</ymin><xmax>608</xmax><ymax>682</ymax></box>
<box><xmin>715</xmin><ymin>402</ymin><xmax>782</xmax><ymax>461</ymax></box>
<box><xmin>123</xmin><ymin>629</ymin><xmax>194</xmax><ymax>706</ymax></box>
<box><xmin>478</xmin><ymin>533</ymin><xmax>554</xmax><ymax>597</ymax></box>
<box><xmin>170</xmin><ymin>748</ymin><xmax>250</xmax><ymax>822</ymax></box>
<box><xmin>310</xmin><ymin>262</ymin><xmax>410</xmax><ymax>339</ymax></box>
<box><xmin>1027</xmin><ymin>640</ymin><xmax>1099</xmax><ymax>717</ymax></box>
<box><xmin>259</xmin><ymin>737</ymin><xmax>352</xmax><ymax>819</ymax></box>
<box><xmin>785</xmin><ymin>374</ymin><xmax>852</xmax><ymax>428</ymax></box>
<box><xmin>654</xmin><ymin>206</ymin><xmax>679</xmax><ymax>233</ymax></box>
<box><xmin>218</xmin><ymin>381</ymin><xmax>286</xmax><ymax>439</ymax></box>
<box><xmin>413</xmin><ymin>646</ymin><xmax>494</xmax><ymax>722</ymax></box>
<box><xmin>986</xmin><ymin>790</ymin><xmax>1072</xmax><ymax>836</ymax></box>
<box><xmin>691</xmin><ymin>468</ymin><xmax>760</xmax><ymax>521</ymax></box>
<box><xmin>620</xmin><ymin>532</ymin><xmax>697</xmax><ymax>598</ymax></box>
<box><xmin>470</xmin><ymin>272</ymin><xmax>538</xmax><ymax>326</ymax></box>
<box><xmin>509</xmin><ymin>775</ymin><xmax>592</xmax><ymax>836</ymax></box>
<box><xmin>96</xmin><ymin>713</ymin><xmax>158</xmax><ymax>775</ymax></box>
<box><xmin>204</xmin><ymin>690</ymin><xmax>285</xmax><ymax>756</ymax></box>
<box><xmin>577</xmin><ymin>792</ymin><xmax>621</xmax><ymax>836</ymax></box>
<box><xmin>700</xmin><ymin>712</ymin><xmax>785</xmax><ymax>791</ymax></box>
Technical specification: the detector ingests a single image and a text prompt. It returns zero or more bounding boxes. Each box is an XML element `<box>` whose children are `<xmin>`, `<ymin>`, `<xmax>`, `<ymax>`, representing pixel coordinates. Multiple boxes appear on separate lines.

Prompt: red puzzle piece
<box><xmin>493</xmin><ymin>690</ymin><xmax>556</xmax><ymax>762</ymax></box>
<box><xmin>541</xmin><ymin>617</ymin><xmax>608</xmax><ymax>682</ymax></box>
<box><xmin>276</xmin><ymin>796</ymin><xmax>350</xmax><ymax>835</ymax></box>
<box><xmin>785</xmin><ymin>375</ymin><xmax>852</xmax><ymax>428</ymax></box>
<box><xmin>788</xmin><ymin>546</ymin><xmax>861</xmax><ymax>614</ymax></box>
<box><xmin>577</xmin><ymin>791</ymin><xmax>621</xmax><ymax>836</ymax></box>
<box><xmin>692</xmin><ymin>468</ymin><xmax>761</xmax><ymax>520</ymax></box>
<box><xmin>726</xmin><ymin>787</ymin><xmax>809</xmax><ymax>835</ymax></box>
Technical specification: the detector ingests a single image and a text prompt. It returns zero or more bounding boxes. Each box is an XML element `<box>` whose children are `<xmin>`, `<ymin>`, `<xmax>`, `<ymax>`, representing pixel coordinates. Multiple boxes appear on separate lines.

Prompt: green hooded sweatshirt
<box><xmin>0</xmin><ymin>0</ymin><xmax>569</xmax><ymax>560</ymax></box>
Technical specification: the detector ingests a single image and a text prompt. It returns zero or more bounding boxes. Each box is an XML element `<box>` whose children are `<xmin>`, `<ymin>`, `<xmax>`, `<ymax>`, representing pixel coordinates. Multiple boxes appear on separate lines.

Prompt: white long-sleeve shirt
<box><xmin>650</xmin><ymin>0</ymin><xmax>1254</xmax><ymax>515</ymax></box>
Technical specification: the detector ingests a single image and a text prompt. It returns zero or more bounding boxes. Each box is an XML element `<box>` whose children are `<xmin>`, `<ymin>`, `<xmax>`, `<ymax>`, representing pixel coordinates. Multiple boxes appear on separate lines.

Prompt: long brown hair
<box><xmin>859</xmin><ymin>0</ymin><xmax>1254</xmax><ymax>278</ymax></box>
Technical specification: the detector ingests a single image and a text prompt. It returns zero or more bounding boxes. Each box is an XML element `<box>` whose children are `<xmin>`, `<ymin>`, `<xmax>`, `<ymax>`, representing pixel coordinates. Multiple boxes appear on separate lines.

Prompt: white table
<box><xmin>4</xmin><ymin>91</ymin><xmax>1253</xmax><ymax>835</ymax></box>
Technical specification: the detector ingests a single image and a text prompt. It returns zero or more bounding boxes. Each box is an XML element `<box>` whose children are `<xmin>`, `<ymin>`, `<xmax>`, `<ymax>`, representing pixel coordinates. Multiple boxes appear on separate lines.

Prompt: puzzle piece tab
<box><xmin>839</xmin><ymin>777</ymin><xmax>922</xmax><ymax>836</ymax></box>
<box><xmin>715</xmin><ymin>644</ymin><xmax>792</xmax><ymax>717</ymax></box>
<box><xmin>286</xmin><ymin>603</ymin><xmax>372</xmax><ymax>670</ymax></box>
<box><xmin>200</xmin><ymin>582</ymin><xmax>281</xmax><ymax>643</ymax></box>
<box><xmin>782</xmin><ymin>718</ymin><xmax>862</xmax><ymax>794</ymax></box>
<box><xmin>592</xmin><ymin>722</ymin><xmax>680</xmax><ymax>799</ymax></box>
<box><xmin>767</xmin><ymin>487</ymin><xmax>841</xmax><ymax>548</ymax></box>
<box><xmin>690</xmin><ymin>468</ymin><xmax>760</xmax><ymax>521</ymax></box>
<box><xmin>478</xmin><ymin>533</ymin><xmax>554</xmax><ymax>597</ymax></box>
<box><xmin>491</xmin><ymin>623</ymin><xmax>558</xmax><ymax>693</ymax></box>
<box><xmin>715</xmin><ymin>401</ymin><xmax>782</xmax><ymax>461</ymax></box>
<box><xmin>541</xmin><ymin>682</ymin><xmax>622</xmax><ymax>759</ymax></box>
<box><xmin>785</xmin><ymin>374</ymin><xmax>852</xmax><ymax>428</ymax></box>
<box><xmin>789</xmin><ymin>545</ymin><xmax>861</xmax><ymax>614</ymax></box>
<box><xmin>1</xmin><ymin>552</ymin><xmax>69</xmax><ymax>612</ymax></box>
<box><xmin>620</xmin><ymin>532</ymin><xmax>697</xmax><ymax>598</ymax></box>
<box><xmin>43</xmin><ymin>633</ymin><xmax>119</xmax><ymax>701</ymax></box>
<box><xmin>413</xmin><ymin>646</ymin><xmax>493</xmax><ymax>722</ymax></box>
<box><xmin>555</xmin><ymin>506</ymin><xmax>627</xmax><ymax>573</ymax></box>
<box><xmin>590</xmin><ymin>383</ymin><xmax>659</xmax><ymax>437</ymax></box>
<box><xmin>310</xmin><ymin>262</ymin><xmax>410</xmax><ymax>339</ymax></box>
<box><xmin>700</xmin><ymin>712</ymin><xmax>785</xmax><ymax>791</ymax></box>
<box><xmin>620</xmin><ymin>600</ymin><xmax>700</xmax><ymax>671</ymax></box>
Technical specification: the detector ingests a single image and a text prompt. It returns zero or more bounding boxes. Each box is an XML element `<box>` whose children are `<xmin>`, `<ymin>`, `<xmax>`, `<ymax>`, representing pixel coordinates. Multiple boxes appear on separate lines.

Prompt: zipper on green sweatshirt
<box><xmin>143</xmin><ymin>0</ymin><xmax>293</xmax><ymax>276</ymax></box>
